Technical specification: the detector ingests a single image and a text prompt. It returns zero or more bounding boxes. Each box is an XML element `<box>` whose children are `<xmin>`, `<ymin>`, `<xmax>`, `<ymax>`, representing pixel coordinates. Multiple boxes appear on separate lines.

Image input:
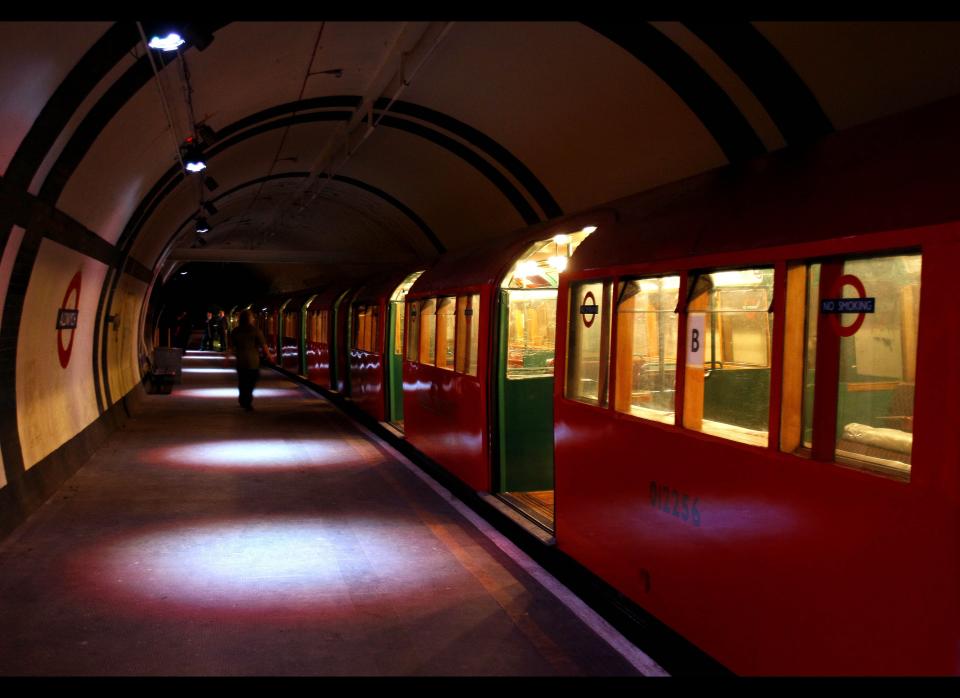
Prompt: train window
<box><xmin>405</xmin><ymin>302</ymin><xmax>420</xmax><ymax>362</ymax></box>
<box><xmin>354</xmin><ymin>305</ymin><xmax>377</xmax><ymax>352</ymax></box>
<box><xmin>833</xmin><ymin>255</ymin><xmax>920</xmax><ymax>473</ymax></box>
<box><xmin>614</xmin><ymin>275</ymin><xmax>680</xmax><ymax>424</ymax></box>
<box><xmin>436</xmin><ymin>296</ymin><xmax>457</xmax><ymax>370</ymax></box>
<box><xmin>455</xmin><ymin>294</ymin><xmax>480</xmax><ymax>376</ymax></box>
<box><xmin>566</xmin><ymin>280</ymin><xmax>612</xmax><ymax>407</ymax></box>
<box><xmin>781</xmin><ymin>254</ymin><xmax>921</xmax><ymax>478</ymax></box>
<box><xmin>353</xmin><ymin>307</ymin><xmax>364</xmax><ymax>350</ymax></box>
<box><xmin>779</xmin><ymin>254</ymin><xmax>920</xmax><ymax>476</ymax></box>
<box><xmin>419</xmin><ymin>298</ymin><xmax>437</xmax><ymax>366</ymax></box>
<box><xmin>309</xmin><ymin>311</ymin><xmax>317</xmax><ymax>343</ymax></box>
<box><xmin>284</xmin><ymin>312</ymin><xmax>297</xmax><ymax>338</ymax></box>
<box><xmin>683</xmin><ymin>267</ymin><xmax>775</xmax><ymax>447</ymax></box>
<box><xmin>505</xmin><ymin>289</ymin><xmax>557</xmax><ymax>379</ymax></box>
<box><xmin>367</xmin><ymin>306</ymin><xmax>378</xmax><ymax>352</ymax></box>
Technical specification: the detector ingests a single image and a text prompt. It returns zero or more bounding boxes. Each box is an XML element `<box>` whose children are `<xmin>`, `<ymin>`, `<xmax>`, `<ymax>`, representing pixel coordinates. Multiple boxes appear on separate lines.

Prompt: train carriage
<box><xmin>349</xmin><ymin>270</ymin><xmax>423</xmax><ymax>426</ymax></box>
<box><xmin>552</xmin><ymin>96</ymin><xmax>960</xmax><ymax>675</ymax></box>
<box><xmin>403</xmin><ymin>220</ymin><xmax>596</xmax><ymax>519</ymax></box>
<box><xmin>279</xmin><ymin>295</ymin><xmax>306</xmax><ymax>373</ymax></box>
<box><xmin>304</xmin><ymin>284</ymin><xmax>355</xmax><ymax>392</ymax></box>
<box><xmin>240</xmin><ymin>94</ymin><xmax>960</xmax><ymax>676</ymax></box>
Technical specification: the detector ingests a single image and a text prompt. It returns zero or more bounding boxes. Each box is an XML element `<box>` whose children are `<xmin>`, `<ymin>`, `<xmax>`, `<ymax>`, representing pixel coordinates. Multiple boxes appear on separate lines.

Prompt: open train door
<box><xmin>386</xmin><ymin>271</ymin><xmax>423</xmax><ymax>430</ymax></box>
<box><xmin>494</xmin><ymin>226</ymin><xmax>595</xmax><ymax>530</ymax></box>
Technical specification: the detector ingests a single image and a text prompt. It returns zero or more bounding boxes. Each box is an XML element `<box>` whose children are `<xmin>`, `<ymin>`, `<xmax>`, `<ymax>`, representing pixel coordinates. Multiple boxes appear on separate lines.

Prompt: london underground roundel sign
<box><xmin>56</xmin><ymin>270</ymin><xmax>82</xmax><ymax>369</ymax></box>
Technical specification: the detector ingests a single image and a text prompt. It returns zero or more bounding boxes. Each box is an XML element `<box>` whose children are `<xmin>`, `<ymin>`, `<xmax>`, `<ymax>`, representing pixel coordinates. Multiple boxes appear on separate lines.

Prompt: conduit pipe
<box><xmin>293</xmin><ymin>21</ymin><xmax>456</xmax><ymax>215</ymax></box>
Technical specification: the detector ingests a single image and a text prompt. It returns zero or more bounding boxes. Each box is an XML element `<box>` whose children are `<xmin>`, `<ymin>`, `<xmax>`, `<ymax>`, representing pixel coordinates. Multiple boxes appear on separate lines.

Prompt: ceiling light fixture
<box><xmin>195</xmin><ymin>217</ymin><xmax>210</xmax><ymax>234</ymax></box>
<box><xmin>547</xmin><ymin>255</ymin><xmax>569</xmax><ymax>272</ymax></box>
<box><xmin>148</xmin><ymin>33</ymin><xmax>185</xmax><ymax>51</ymax></box>
<box><xmin>181</xmin><ymin>138</ymin><xmax>206</xmax><ymax>173</ymax></box>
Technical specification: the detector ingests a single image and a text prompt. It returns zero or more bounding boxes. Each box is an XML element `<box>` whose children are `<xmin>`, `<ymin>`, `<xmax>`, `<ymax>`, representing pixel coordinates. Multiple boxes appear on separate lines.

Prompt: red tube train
<box><xmin>247</xmin><ymin>95</ymin><xmax>960</xmax><ymax>674</ymax></box>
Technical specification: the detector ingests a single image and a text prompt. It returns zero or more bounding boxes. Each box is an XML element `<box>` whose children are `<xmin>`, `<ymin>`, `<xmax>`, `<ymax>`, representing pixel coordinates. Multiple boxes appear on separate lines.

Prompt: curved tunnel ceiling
<box><xmin>4</xmin><ymin>20</ymin><xmax>960</xmax><ymax>298</ymax></box>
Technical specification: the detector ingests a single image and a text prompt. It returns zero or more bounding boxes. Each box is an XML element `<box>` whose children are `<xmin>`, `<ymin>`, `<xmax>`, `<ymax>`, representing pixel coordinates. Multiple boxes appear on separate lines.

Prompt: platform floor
<box><xmin>0</xmin><ymin>351</ymin><xmax>652</xmax><ymax>676</ymax></box>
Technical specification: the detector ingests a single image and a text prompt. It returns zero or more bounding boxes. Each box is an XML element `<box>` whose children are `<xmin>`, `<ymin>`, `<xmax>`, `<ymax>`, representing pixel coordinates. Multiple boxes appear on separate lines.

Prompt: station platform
<box><xmin>0</xmin><ymin>351</ymin><xmax>662</xmax><ymax>676</ymax></box>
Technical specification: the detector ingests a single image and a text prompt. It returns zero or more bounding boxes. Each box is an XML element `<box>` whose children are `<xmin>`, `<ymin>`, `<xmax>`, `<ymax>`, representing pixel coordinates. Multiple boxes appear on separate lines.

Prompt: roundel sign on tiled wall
<box><xmin>56</xmin><ymin>270</ymin><xmax>82</xmax><ymax>369</ymax></box>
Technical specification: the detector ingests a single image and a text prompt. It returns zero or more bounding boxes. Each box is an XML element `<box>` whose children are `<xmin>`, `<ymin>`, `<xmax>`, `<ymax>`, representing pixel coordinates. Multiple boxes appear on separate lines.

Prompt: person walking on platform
<box><xmin>216</xmin><ymin>309</ymin><xmax>228</xmax><ymax>352</ymax></box>
<box><xmin>228</xmin><ymin>309</ymin><xmax>273</xmax><ymax>410</ymax></box>
<box><xmin>201</xmin><ymin>310</ymin><xmax>214</xmax><ymax>350</ymax></box>
<box><xmin>172</xmin><ymin>310</ymin><xmax>191</xmax><ymax>350</ymax></box>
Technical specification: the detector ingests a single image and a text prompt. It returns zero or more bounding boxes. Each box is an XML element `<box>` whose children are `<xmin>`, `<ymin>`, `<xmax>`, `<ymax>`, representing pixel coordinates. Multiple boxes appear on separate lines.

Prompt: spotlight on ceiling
<box><xmin>195</xmin><ymin>217</ymin><xmax>210</xmax><ymax>234</ymax></box>
<box><xmin>203</xmin><ymin>201</ymin><xmax>218</xmax><ymax>215</ymax></box>
<box><xmin>180</xmin><ymin>138</ymin><xmax>206</xmax><ymax>173</ymax></box>
<box><xmin>148</xmin><ymin>33</ymin><xmax>185</xmax><ymax>51</ymax></box>
<box><xmin>204</xmin><ymin>176</ymin><xmax>219</xmax><ymax>192</ymax></box>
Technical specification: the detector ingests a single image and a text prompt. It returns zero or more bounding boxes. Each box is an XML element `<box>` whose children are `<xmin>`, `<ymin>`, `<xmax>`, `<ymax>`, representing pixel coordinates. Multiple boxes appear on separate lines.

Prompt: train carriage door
<box><xmin>330</xmin><ymin>289</ymin><xmax>351</xmax><ymax>392</ymax></box>
<box><xmin>387</xmin><ymin>271</ymin><xmax>423</xmax><ymax>429</ymax></box>
<box><xmin>495</xmin><ymin>227</ymin><xmax>595</xmax><ymax>530</ymax></box>
<box><xmin>300</xmin><ymin>296</ymin><xmax>316</xmax><ymax>377</ymax></box>
<box><xmin>279</xmin><ymin>299</ymin><xmax>292</xmax><ymax>368</ymax></box>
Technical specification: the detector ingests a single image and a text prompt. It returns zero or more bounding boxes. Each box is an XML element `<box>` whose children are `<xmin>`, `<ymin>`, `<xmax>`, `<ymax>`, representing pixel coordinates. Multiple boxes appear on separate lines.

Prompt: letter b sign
<box><xmin>687</xmin><ymin>313</ymin><xmax>705</xmax><ymax>369</ymax></box>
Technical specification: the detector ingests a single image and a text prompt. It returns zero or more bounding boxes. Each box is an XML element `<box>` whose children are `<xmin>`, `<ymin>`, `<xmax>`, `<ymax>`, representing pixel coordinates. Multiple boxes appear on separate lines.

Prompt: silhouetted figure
<box><xmin>216</xmin><ymin>309</ymin><xmax>228</xmax><ymax>352</ymax></box>
<box><xmin>202</xmin><ymin>311</ymin><xmax>214</xmax><ymax>350</ymax></box>
<box><xmin>172</xmin><ymin>310</ymin><xmax>191</xmax><ymax>349</ymax></box>
<box><xmin>229</xmin><ymin>309</ymin><xmax>272</xmax><ymax>410</ymax></box>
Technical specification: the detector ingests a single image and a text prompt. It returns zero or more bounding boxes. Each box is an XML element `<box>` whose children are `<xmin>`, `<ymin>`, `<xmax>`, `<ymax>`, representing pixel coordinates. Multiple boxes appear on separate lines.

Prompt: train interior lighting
<box><xmin>547</xmin><ymin>255</ymin><xmax>568</xmax><ymax>272</ymax></box>
<box><xmin>502</xmin><ymin>225</ymin><xmax>595</xmax><ymax>290</ymax></box>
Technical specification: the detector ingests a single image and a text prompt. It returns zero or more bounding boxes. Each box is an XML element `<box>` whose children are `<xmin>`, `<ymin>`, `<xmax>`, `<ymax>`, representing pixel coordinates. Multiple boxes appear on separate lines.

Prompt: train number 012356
<box><xmin>649</xmin><ymin>481</ymin><xmax>701</xmax><ymax>527</ymax></box>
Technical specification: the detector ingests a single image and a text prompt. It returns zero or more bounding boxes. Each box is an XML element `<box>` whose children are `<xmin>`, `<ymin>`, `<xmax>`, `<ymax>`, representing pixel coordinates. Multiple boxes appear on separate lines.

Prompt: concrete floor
<box><xmin>0</xmin><ymin>351</ymin><xmax>644</xmax><ymax>676</ymax></box>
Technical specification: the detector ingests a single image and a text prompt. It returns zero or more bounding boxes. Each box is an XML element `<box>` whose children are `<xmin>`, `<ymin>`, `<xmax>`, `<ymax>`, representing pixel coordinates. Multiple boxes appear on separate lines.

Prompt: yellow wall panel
<box><xmin>105</xmin><ymin>274</ymin><xmax>147</xmax><ymax>403</ymax></box>
<box><xmin>16</xmin><ymin>239</ymin><xmax>107</xmax><ymax>469</ymax></box>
